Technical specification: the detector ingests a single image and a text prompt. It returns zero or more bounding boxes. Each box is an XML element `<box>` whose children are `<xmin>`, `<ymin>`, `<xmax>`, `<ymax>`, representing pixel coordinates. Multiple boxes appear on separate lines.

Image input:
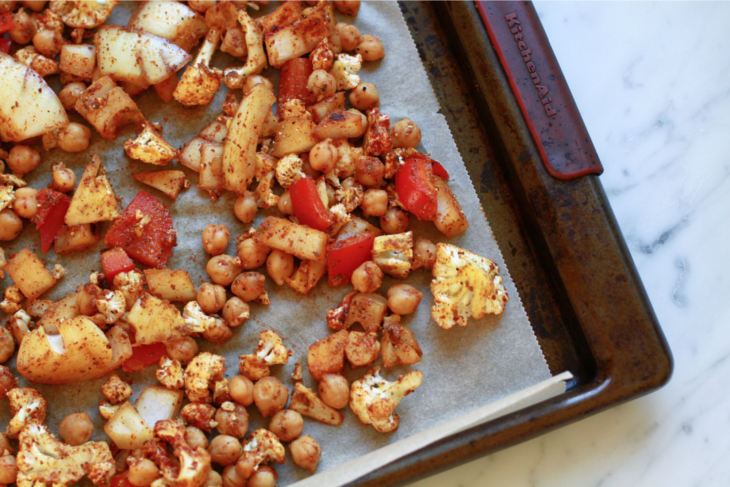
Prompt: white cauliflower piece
<box><xmin>275</xmin><ymin>154</ymin><xmax>304</xmax><ymax>189</ymax></box>
<box><xmin>1</xmin><ymin>173</ymin><xmax>27</xmax><ymax>187</ymax></box>
<box><xmin>0</xmin><ymin>185</ymin><xmax>14</xmax><ymax>212</ymax></box>
<box><xmin>181</xmin><ymin>301</ymin><xmax>227</xmax><ymax>336</ymax></box>
<box><xmin>349</xmin><ymin>367</ymin><xmax>423</xmax><ymax>433</ymax></box>
<box><xmin>289</xmin><ymin>382</ymin><xmax>343</xmax><ymax>425</ymax></box>
<box><xmin>236</xmin><ymin>429</ymin><xmax>285</xmax><ymax>479</ymax></box>
<box><xmin>330</xmin><ymin>53</ymin><xmax>362</xmax><ymax>90</ymax></box>
<box><xmin>238</xmin><ymin>330</ymin><xmax>291</xmax><ymax>381</ymax></box>
<box><xmin>49</xmin><ymin>0</ymin><xmax>120</xmax><ymax>29</ymax></box>
<box><xmin>95</xmin><ymin>290</ymin><xmax>126</xmax><ymax>324</ymax></box>
<box><xmin>173</xmin><ymin>29</ymin><xmax>223</xmax><ymax>106</ymax></box>
<box><xmin>17</xmin><ymin>421</ymin><xmax>116</xmax><ymax>486</ymax></box>
<box><xmin>430</xmin><ymin>243</ymin><xmax>510</xmax><ymax>329</ymax></box>
<box><xmin>372</xmin><ymin>232</ymin><xmax>413</xmax><ymax>279</ymax></box>
<box><xmin>124</xmin><ymin>122</ymin><xmax>178</xmax><ymax>166</ymax></box>
<box><xmin>335</xmin><ymin>140</ymin><xmax>362</xmax><ymax>179</ymax></box>
<box><xmin>98</xmin><ymin>402</ymin><xmax>120</xmax><ymax>420</ymax></box>
<box><xmin>112</xmin><ymin>269</ymin><xmax>147</xmax><ymax>311</ymax></box>
<box><xmin>53</xmin><ymin>264</ymin><xmax>67</xmax><ymax>280</ymax></box>
<box><xmin>184</xmin><ymin>352</ymin><xmax>226</xmax><ymax>403</ymax></box>
<box><xmin>335</xmin><ymin>179</ymin><xmax>364</xmax><ymax>213</ymax></box>
<box><xmin>6</xmin><ymin>308</ymin><xmax>32</xmax><ymax>345</ymax></box>
<box><xmin>101</xmin><ymin>374</ymin><xmax>133</xmax><ymax>405</ymax></box>
<box><xmin>1</xmin><ymin>284</ymin><xmax>24</xmax><ymax>314</ymax></box>
<box><xmin>152</xmin><ymin>420</ymin><xmax>212</xmax><ymax>487</ymax></box>
<box><xmin>5</xmin><ymin>388</ymin><xmax>47</xmax><ymax>439</ymax></box>
<box><xmin>156</xmin><ymin>356</ymin><xmax>185</xmax><ymax>390</ymax></box>
<box><xmin>328</xmin><ymin>203</ymin><xmax>351</xmax><ymax>235</ymax></box>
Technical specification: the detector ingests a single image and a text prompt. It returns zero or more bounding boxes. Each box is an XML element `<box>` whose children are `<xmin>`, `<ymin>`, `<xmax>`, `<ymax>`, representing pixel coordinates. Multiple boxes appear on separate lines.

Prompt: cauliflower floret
<box><xmin>334</xmin><ymin>141</ymin><xmax>363</xmax><ymax>179</ymax></box>
<box><xmin>49</xmin><ymin>0</ymin><xmax>120</xmax><ymax>28</ymax></box>
<box><xmin>95</xmin><ymin>290</ymin><xmax>126</xmax><ymax>324</ymax></box>
<box><xmin>89</xmin><ymin>271</ymin><xmax>105</xmax><ymax>286</ymax></box>
<box><xmin>98</xmin><ymin>401</ymin><xmax>120</xmax><ymax>420</ymax></box>
<box><xmin>5</xmin><ymin>388</ymin><xmax>47</xmax><ymax>439</ymax></box>
<box><xmin>101</xmin><ymin>374</ymin><xmax>133</xmax><ymax>405</ymax></box>
<box><xmin>213</xmin><ymin>378</ymin><xmax>232</xmax><ymax>405</ymax></box>
<box><xmin>53</xmin><ymin>264</ymin><xmax>67</xmax><ymax>280</ymax></box>
<box><xmin>326</xmin><ymin>290</ymin><xmax>355</xmax><ymax>331</ymax></box>
<box><xmin>289</xmin><ymin>382</ymin><xmax>343</xmax><ymax>426</ymax></box>
<box><xmin>15</xmin><ymin>46</ymin><xmax>60</xmax><ymax>78</ymax></box>
<box><xmin>275</xmin><ymin>154</ymin><xmax>304</xmax><ymax>189</ymax></box>
<box><xmin>278</xmin><ymin>99</ymin><xmax>310</xmax><ymax>121</ymax></box>
<box><xmin>311</xmin><ymin>37</ymin><xmax>334</xmax><ymax>71</ymax></box>
<box><xmin>253</xmin><ymin>152</ymin><xmax>280</xmax><ymax>208</ymax></box>
<box><xmin>181</xmin><ymin>403</ymin><xmax>217</xmax><ymax>432</ymax></box>
<box><xmin>349</xmin><ymin>367</ymin><xmax>423</xmax><ymax>433</ymax></box>
<box><xmin>372</xmin><ymin>232</ymin><xmax>413</xmax><ymax>279</ymax></box>
<box><xmin>330</xmin><ymin>53</ymin><xmax>362</xmax><ymax>90</ymax></box>
<box><xmin>6</xmin><ymin>309</ymin><xmax>33</xmax><ymax>345</ymax></box>
<box><xmin>156</xmin><ymin>357</ymin><xmax>185</xmax><ymax>390</ymax></box>
<box><xmin>430</xmin><ymin>243</ymin><xmax>510</xmax><ymax>329</ymax></box>
<box><xmin>291</xmin><ymin>362</ymin><xmax>303</xmax><ymax>381</ymax></box>
<box><xmin>235</xmin><ymin>429</ymin><xmax>285</xmax><ymax>480</ymax></box>
<box><xmin>152</xmin><ymin>420</ymin><xmax>212</xmax><ymax>487</ymax></box>
<box><xmin>181</xmin><ymin>301</ymin><xmax>228</xmax><ymax>339</ymax></box>
<box><xmin>174</xmin><ymin>29</ymin><xmax>223</xmax><ymax>106</ymax></box>
<box><xmin>0</xmin><ymin>185</ymin><xmax>14</xmax><ymax>212</ymax></box>
<box><xmin>123</xmin><ymin>122</ymin><xmax>178</xmax><ymax>166</ymax></box>
<box><xmin>112</xmin><ymin>269</ymin><xmax>147</xmax><ymax>311</ymax></box>
<box><xmin>183</xmin><ymin>352</ymin><xmax>226</xmax><ymax>403</ymax></box>
<box><xmin>0</xmin><ymin>173</ymin><xmax>27</xmax><ymax>187</ymax></box>
<box><xmin>1</xmin><ymin>284</ymin><xmax>24</xmax><ymax>314</ymax></box>
<box><xmin>16</xmin><ymin>421</ymin><xmax>115</xmax><ymax>486</ymax></box>
<box><xmin>335</xmin><ymin>179</ymin><xmax>364</xmax><ymax>213</ymax></box>
<box><xmin>238</xmin><ymin>330</ymin><xmax>291</xmax><ymax>381</ymax></box>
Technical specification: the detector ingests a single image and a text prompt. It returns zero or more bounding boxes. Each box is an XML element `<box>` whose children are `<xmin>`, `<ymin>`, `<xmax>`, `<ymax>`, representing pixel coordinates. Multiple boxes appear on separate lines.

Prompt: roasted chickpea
<box><xmin>59</xmin><ymin>82</ymin><xmax>87</xmax><ymax>111</ymax></box>
<box><xmin>390</xmin><ymin>118</ymin><xmax>422</xmax><ymax>149</ymax></box>
<box><xmin>236</xmin><ymin>238</ymin><xmax>271</xmax><ymax>269</ymax></box>
<box><xmin>0</xmin><ymin>454</ymin><xmax>18</xmax><ymax>485</ymax></box>
<box><xmin>307</xmin><ymin>69</ymin><xmax>336</xmax><ymax>102</ymax></box>
<box><xmin>33</xmin><ymin>29</ymin><xmax>64</xmax><ymax>58</ymax></box>
<box><xmin>185</xmin><ymin>426</ymin><xmax>209</xmax><ymax>450</ymax></box>
<box><xmin>349</xmin><ymin>82</ymin><xmax>379</xmax><ymax>111</ymax></box>
<box><xmin>203</xmin><ymin>224</ymin><xmax>231</xmax><ymax>255</ymax></box>
<box><xmin>203</xmin><ymin>319</ymin><xmax>233</xmax><ymax>345</ymax></box>
<box><xmin>165</xmin><ymin>336</ymin><xmax>199</xmax><ymax>364</ymax></box>
<box><xmin>309</xmin><ymin>139</ymin><xmax>338</xmax><ymax>174</ymax></box>
<box><xmin>253</xmin><ymin>376</ymin><xmax>289</xmax><ymax>417</ymax></box>
<box><xmin>242</xmin><ymin>75</ymin><xmax>274</xmax><ymax>94</ymax></box>
<box><xmin>413</xmin><ymin>237</ymin><xmax>436</xmax><ymax>270</ymax></box>
<box><xmin>57</xmin><ymin>122</ymin><xmax>92</xmax><ymax>153</ymax></box>
<box><xmin>229</xmin><ymin>375</ymin><xmax>255</xmax><ymax>406</ymax></box>
<box><xmin>231</xmin><ymin>272</ymin><xmax>267</xmax><ymax>302</ymax></box>
<box><xmin>300</xmin><ymin>154</ymin><xmax>321</xmax><ymax>179</ymax></box>
<box><xmin>318</xmin><ymin>374</ymin><xmax>350</xmax><ymax>409</ymax></box>
<box><xmin>387</xmin><ymin>284</ymin><xmax>423</xmax><ymax>315</ymax></box>
<box><xmin>290</xmin><ymin>435</ymin><xmax>321</xmax><ymax>472</ymax></box>
<box><xmin>51</xmin><ymin>162</ymin><xmax>77</xmax><ymax>192</ymax></box>
<box><xmin>277</xmin><ymin>191</ymin><xmax>293</xmax><ymax>215</ymax></box>
<box><xmin>207</xmin><ymin>254</ymin><xmax>243</xmax><ymax>286</ymax></box>
<box><xmin>128</xmin><ymin>458</ymin><xmax>160</xmax><ymax>487</ymax></box>
<box><xmin>268</xmin><ymin>409</ymin><xmax>303</xmax><ymax>442</ymax></box>
<box><xmin>215</xmin><ymin>402</ymin><xmax>249</xmax><ymax>438</ymax></box>
<box><xmin>355</xmin><ymin>34</ymin><xmax>385</xmax><ymax>62</ymax></box>
<box><xmin>360</xmin><ymin>189</ymin><xmax>388</xmax><ymax>218</ymax></box>
<box><xmin>22</xmin><ymin>0</ymin><xmax>46</xmax><ymax>10</ymax></box>
<box><xmin>351</xmin><ymin>261</ymin><xmax>383</xmax><ymax>294</ymax></box>
<box><xmin>222</xmin><ymin>297</ymin><xmax>250</xmax><ymax>327</ymax></box>
<box><xmin>203</xmin><ymin>470</ymin><xmax>224</xmax><ymax>487</ymax></box>
<box><xmin>198</xmin><ymin>283</ymin><xmax>227</xmax><ymax>314</ymax></box>
<box><xmin>209</xmin><ymin>435</ymin><xmax>243</xmax><ymax>466</ymax></box>
<box><xmin>333</xmin><ymin>0</ymin><xmax>360</xmax><ymax>16</ymax></box>
<box><xmin>355</xmin><ymin>155</ymin><xmax>385</xmax><ymax>187</ymax></box>
<box><xmin>0</xmin><ymin>327</ymin><xmax>15</xmax><ymax>364</ymax></box>
<box><xmin>9</xmin><ymin>9</ymin><xmax>36</xmax><ymax>45</ymax></box>
<box><xmin>13</xmin><ymin>187</ymin><xmax>38</xmax><ymax>219</ymax></box>
<box><xmin>59</xmin><ymin>412</ymin><xmax>94</xmax><ymax>446</ymax></box>
<box><xmin>0</xmin><ymin>209</ymin><xmax>22</xmax><ymax>241</ymax></box>
<box><xmin>336</xmin><ymin>22</ymin><xmax>360</xmax><ymax>51</ymax></box>
<box><xmin>222</xmin><ymin>465</ymin><xmax>246</xmax><ymax>487</ymax></box>
<box><xmin>7</xmin><ymin>145</ymin><xmax>40</xmax><ymax>174</ymax></box>
<box><xmin>221</xmin><ymin>27</ymin><xmax>248</xmax><ymax>59</ymax></box>
<box><xmin>328</xmin><ymin>30</ymin><xmax>342</xmax><ymax>54</ymax></box>
<box><xmin>234</xmin><ymin>191</ymin><xmax>258</xmax><ymax>223</ymax></box>
<box><xmin>380</xmin><ymin>207</ymin><xmax>409</xmax><ymax>234</ymax></box>
<box><xmin>266</xmin><ymin>250</ymin><xmax>294</xmax><ymax>286</ymax></box>
<box><xmin>247</xmin><ymin>466</ymin><xmax>277</xmax><ymax>487</ymax></box>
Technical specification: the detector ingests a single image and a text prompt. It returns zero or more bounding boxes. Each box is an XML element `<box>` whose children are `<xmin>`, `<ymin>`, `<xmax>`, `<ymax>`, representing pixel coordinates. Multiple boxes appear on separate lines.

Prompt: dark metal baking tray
<box><xmin>346</xmin><ymin>2</ymin><xmax>673</xmax><ymax>485</ymax></box>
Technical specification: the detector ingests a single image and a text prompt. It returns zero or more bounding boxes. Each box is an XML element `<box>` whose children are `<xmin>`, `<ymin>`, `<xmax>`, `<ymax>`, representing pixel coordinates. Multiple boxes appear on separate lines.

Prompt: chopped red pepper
<box><xmin>278</xmin><ymin>57</ymin><xmax>313</xmax><ymax>113</ymax></box>
<box><xmin>0</xmin><ymin>38</ymin><xmax>11</xmax><ymax>54</ymax></box>
<box><xmin>432</xmin><ymin>161</ymin><xmax>449</xmax><ymax>179</ymax></box>
<box><xmin>289</xmin><ymin>176</ymin><xmax>332</xmax><ymax>231</ymax></box>
<box><xmin>394</xmin><ymin>155</ymin><xmax>438</xmax><ymax>221</ymax></box>
<box><xmin>32</xmin><ymin>189</ymin><xmax>72</xmax><ymax>254</ymax></box>
<box><xmin>327</xmin><ymin>233</ymin><xmax>375</xmax><ymax>286</ymax></box>
<box><xmin>101</xmin><ymin>247</ymin><xmax>136</xmax><ymax>282</ymax></box>
<box><xmin>104</xmin><ymin>191</ymin><xmax>177</xmax><ymax>268</ymax></box>
<box><xmin>0</xmin><ymin>14</ymin><xmax>14</xmax><ymax>35</ymax></box>
<box><xmin>122</xmin><ymin>343</ymin><xmax>168</xmax><ymax>373</ymax></box>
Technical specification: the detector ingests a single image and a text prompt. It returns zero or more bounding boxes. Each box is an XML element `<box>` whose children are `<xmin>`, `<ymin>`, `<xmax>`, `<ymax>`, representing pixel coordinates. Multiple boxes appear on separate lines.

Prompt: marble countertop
<box><xmin>409</xmin><ymin>1</ymin><xmax>730</xmax><ymax>486</ymax></box>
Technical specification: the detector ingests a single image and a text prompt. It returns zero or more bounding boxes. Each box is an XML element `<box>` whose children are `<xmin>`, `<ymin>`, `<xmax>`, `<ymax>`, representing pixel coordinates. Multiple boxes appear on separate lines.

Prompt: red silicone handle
<box><xmin>475</xmin><ymin>1</ymin><xmax>603</xmax><ymax>180</ymax></box>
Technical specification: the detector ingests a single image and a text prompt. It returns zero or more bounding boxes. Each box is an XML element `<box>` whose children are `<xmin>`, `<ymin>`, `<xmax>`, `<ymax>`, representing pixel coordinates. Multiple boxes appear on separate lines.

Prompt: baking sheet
<box><xmin>0</xmin><ymin>1</ymin><xmax>555</xmax><ymax>485</ymax></box>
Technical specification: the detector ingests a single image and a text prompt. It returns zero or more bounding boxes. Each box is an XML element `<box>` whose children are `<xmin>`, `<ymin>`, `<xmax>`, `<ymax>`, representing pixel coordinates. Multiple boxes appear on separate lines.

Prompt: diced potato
<box><xmin>133</xmin><ymin>170</ymin><xmax>189</xmax><ymax>200</ymax></box>
<box><xmin>261</xmin><ymin>109</ymin><xmax>279</xmax><ymax>138</ymax></box>
<box><xmin>198</xmin><ymin>142</ymin><xmax>224</xmax><ymax>199</ymax></box>
<box><xmin>180</xmin><ymin>137</ymin><xmax>205</xmax><ymax>172</ymax></box>
<box><xmin>308</xmin><ymin>92</ymin><xmax>345</xmax><ymax>124</ymax></box>
<box><xmin>335</xmin><ymin>216</ymin><xmax>382</xmax><ymax>242</ymax></box>
<box><xmin>314</xmin><ymin>110</ymin><xmax>366</xmax><ymax>140</ymax></box>
<box><xmin>135</xmin><ymin>385</ymin><xmax>184</xmax><ymax>430</ymax></box>
<box><xmin>264</xmin><ymin>4</ymin><xmax>332</xmax><ymax>67</ymax></box>
<box><xmin>143</xmin><ymin>269</ymin><xmax>197</xmax><ymax>302</ymax></box>
<box><xmin>124</xmin><ymin>122</ymin><xmax>178</xmax><ymax>166</ymax></box>
<box><xmin>37</xmin><ymin>289</ymin><xmax>79</xmax><ymax>333</ymax></box>
<box><xmin>272</xmin><ymin>118</ymin><xmax>319</xmax><ymax>157</ymax></box>
<box><xmin>59</xmin><ymin>44</ymin><xmax>96</xmax><ymax>78</ymax></box>
<box><xmin>153</xmin><ymin>74</ymin><xmax>179</xmax><ymax>103</ymax></box>
<box><xmin>254</xmin><ymin>216</ymin><xmax>328</xmax><ymax>262</ymax></box>
<box><xmin>65</xmin><ymin>154</ymin><xmax>120</xmax><ymax>226</ymax></box>
<box><xmin>55</xmin><ymin>224</ymin><xmax>99</xmax><ymax>254</ymax></box>
<box><xmin>126</xmin><ymin>293</ymin><xmax>186</xmax><ymax>345</ymax></box>
<box><xmin>381</xmin><ymin>320</ymin><xmax>422</xmax><ymax>368</ymax></box>
<box><xmin>345</xmin><ymin>293</ymin><xmax>388</xmax><ymax>333</ymax></box>
<box><xmin>433</xmin><ymin>176</ymin><xmax>469</xmax><ymax>238</ymax></box>
<box><xmin>104</xmin><ymin>401</ymin><xmax>155</xmax><ymax>450</ymax></box>
<box><xmin>284</xmin><ymin>260</ymin><xmax>327</xmax><ymax>295</ymax></box>
<box><xmin>76</xmin><ymin>77</ymin><xmax>145</xmax><ymax>140</ymax></box>
<box><xmin>105</xmin><ymin>325</ymin><xmax>133</xmax><ymax>373</ymax></box>
<box><xmin>4</xmin><ymin>248</ymin><xmax>56</xmax><ymax>300</ymax></box>
<box><xmin>307</xmin><ymin>329</ymin><xmax>348</xmax><ymax>381</ymax></box>
<box><xmin>128</xmin><ymin>1</ymin><xmax>209</xmax><ymax>52</ymax></box>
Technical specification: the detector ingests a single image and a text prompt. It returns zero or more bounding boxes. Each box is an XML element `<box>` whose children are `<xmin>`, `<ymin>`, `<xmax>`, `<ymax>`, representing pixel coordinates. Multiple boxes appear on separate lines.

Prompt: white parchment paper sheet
<box><xmin>0</xmin><ymin>2</ymin><xmax>555</xmax><ymax>485</ymax></box>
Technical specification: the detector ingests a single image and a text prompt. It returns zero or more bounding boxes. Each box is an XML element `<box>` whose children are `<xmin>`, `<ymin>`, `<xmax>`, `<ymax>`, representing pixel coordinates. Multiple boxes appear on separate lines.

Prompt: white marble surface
<box><xmin>409</xmin><ymin>2</ymin><xmax>730</xmax><ymax>486</ymax></box>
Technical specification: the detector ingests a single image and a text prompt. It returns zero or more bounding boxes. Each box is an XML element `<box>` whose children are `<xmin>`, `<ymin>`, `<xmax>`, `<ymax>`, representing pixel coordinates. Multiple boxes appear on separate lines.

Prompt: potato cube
<box><xmin>126</xmin><ymin>293</ymin><xmax>186</xmax><ymax>345</ymax></box>
<box><xmin>254</xmin><ymin>216</ymin><xmax>328</xmax><ymax>262</ymax></box>
<box><xmin>4</xmin><ymin>248</ymin><xmax>56</xmax><ymax>300</ymax></box>
<box><xmin>59</xmin><ymin>44</ymin><xmax>96</xmax><ymax>78</ymax></box>
<box><xmin>307</xmin><ymin>329</ymin><xmax>348</xmax><ymax>381</ymax></box>
<box><xmin>143</xmin><ymin>269</ymin><xmax>197</xmax><ymax>302</ymax></box>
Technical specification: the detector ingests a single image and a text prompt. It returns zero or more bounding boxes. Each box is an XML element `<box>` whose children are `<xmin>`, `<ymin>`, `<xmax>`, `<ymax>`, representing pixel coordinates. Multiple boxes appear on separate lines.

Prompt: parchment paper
<box><xmin>0</xmin><ymin>2</ymin><xmax>559</xmax><ymax>485</ymax></box>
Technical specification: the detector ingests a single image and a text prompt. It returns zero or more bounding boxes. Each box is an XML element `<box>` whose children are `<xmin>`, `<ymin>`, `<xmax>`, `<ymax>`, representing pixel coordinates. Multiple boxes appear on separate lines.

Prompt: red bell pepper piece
<box><xmin>0</xmin><ymin>38</ymin><xmax>11</xmax><ymax>54</ymax></box>
<box><xmin>278</xmin><ymin>57</ymin><xmax>313</xmax><ymax>113</ymax></box>
<box><xmin>290</xmin><ymin>176</ymin><xmax>332</xmax><ymax>231</ymax></box>
<box><xmin>31</xmin><ymin>189</ymin><xmax>72</xmax><ymax>253</ymax></box>
<box><xmin>101</xmin><ymin>247</ymin><xmax>136</xmax><ymax>282</ymax></box>
<box><xmin>394</xmin><ymin>155</ymin><xmax>438</xmax><ymax>221</ymax></box>
<box><xmin>122</xmin><ymin>343</ymin><xmax>168</xmax><ymax>373</ymax></box>
<box><xmin>0</xmin><ymin>13</ymin><xmax>14</xmax><ymax>34</ymax></box>
<box><xmin>104</xmin><ymin>191</ymin><xmax>177</xmax><ymax>267</ymax></box>
<box><xmin>432</xmin><ymin>161</ymin><xmax>449</xmax><ymax>179</ymax></box>
<box><xmin>327</xmin><ymin>233</ymin><xmax>375</xmax><ymax>286</ymax></box>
